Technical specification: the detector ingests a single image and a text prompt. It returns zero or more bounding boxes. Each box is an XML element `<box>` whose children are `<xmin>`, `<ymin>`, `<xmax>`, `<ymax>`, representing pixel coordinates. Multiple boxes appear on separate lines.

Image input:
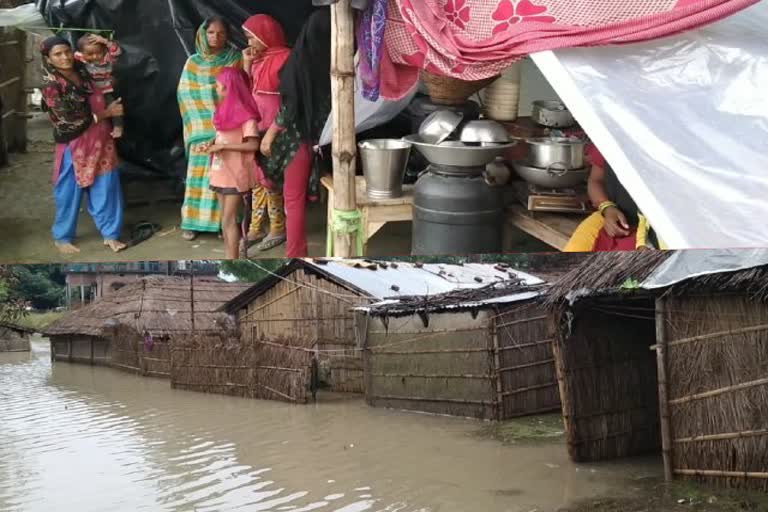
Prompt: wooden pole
<box><xmin>330</xmin><ymin>0</ymin><xmax>358</xmax><ymax>257</ymax></box>
<box><xmin>491</xmin><ymin>319</ymin><xmax>504</xmax><ymax>420</ymax></box>
<box><xmin>655</xmin><ymin>297</ymin><xmax>674</xmax><ymax>482</ymax></box>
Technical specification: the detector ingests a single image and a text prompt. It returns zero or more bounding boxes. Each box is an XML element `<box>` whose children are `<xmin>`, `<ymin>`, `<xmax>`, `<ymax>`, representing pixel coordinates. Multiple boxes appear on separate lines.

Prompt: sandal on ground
<box><xmin>256</xmin><ymin>233</ymin><xmax>287</xmax><ymax>252</ymax></box>
<box><xmin>247</xmin><ymin>229</ymin><xmax>268</xmax><ymax>244</ymax></box>
<box><xmin>182</xmin><ymin>230</ymin><xmax>197</xmax><ymax>241</ymax></box>
<box><xmin>129</xmin><ymin>222</ymin><xmax>161</xmax><ymax>247</ymax></box>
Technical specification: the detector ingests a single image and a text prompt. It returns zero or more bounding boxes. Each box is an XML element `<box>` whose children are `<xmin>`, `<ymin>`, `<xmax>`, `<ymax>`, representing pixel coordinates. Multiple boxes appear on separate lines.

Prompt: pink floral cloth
<box><xmin>380</xmin><ymin>0</ymin><xmax>759</xmax><ymax>99</ymax></box>
<box><xmin>52</xmin><ymin>92</ymin><xmax>118</xmax><ymax>188</ymax></box>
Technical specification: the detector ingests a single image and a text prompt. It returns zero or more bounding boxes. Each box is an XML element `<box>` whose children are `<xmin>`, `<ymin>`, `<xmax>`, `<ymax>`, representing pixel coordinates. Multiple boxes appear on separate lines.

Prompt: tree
<box><xmin>220</xmin><ymin>259</ymin><xmax>287</xmax><ymax>283</ymax></box>
<box><xmin>12</xmin><ymin>265</ymin><xmax>66</xmax><ymax>310</ymax></box>
<box><xmin>0</xmin><ymin>266</ymin><xmax>27</xmax><ymax>323</ymax></box>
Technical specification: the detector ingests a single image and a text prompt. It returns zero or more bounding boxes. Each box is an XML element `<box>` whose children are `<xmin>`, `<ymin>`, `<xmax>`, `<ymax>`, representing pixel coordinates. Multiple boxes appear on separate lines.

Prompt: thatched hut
<box><xmin>44</xmin><ymin>276</ymin><xmax>249</xmax><ymax>378</ymax></box>
<box><xmin>0</xmin><ymin>321</ymin><xmax>33</xmax><ymax>352</ymax></box>
<box><xmin>354</xmin><ymin>274</ymin><xmax>561</xmax><ymax>421</ymax></box>
<box><xmin>546</xmin><ymin>249</ymin><xmax>768</xmax><ymax>491</ymax></box>
<box><xmin>203</xmin><ymin>258</ymin><xmax>522</xmax><ymax>402</ymax></box>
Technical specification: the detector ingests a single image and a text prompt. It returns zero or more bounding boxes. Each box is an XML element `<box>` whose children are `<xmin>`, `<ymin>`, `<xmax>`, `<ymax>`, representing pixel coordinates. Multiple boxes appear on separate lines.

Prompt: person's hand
<box><xmin>196</xmin><ymin>140</ymin><xmax>213</xmax><ymax>152</ymax></box>
<box><xmin>243</xmin><ymin>47</ymin><xmax>255</xmax><ymax>63</ymax></box>
<box><xmin>207</xmin><ymin>144</ymin><xmax>224</xmax><ymax>154</ymax></box>
<box><xmin>89</xmin><ymin>34</ymin><xmax>109</xmax><ymax>46</ymax></box>
<box><xmin>111</xmin><ymin>126</ymin><xmax>124</xmax><ymax>139</ymax></box>
<box><xmin>105</xmin><ymin>98</ymin><xmax>124</xmax><ymax>118</ymax></box>
<box><xmin>260</xmin><ymin>134</ymin><xmax>275</xmax><ymax>157</ymax></box>
<box><xmin>603</xmin><ymin>207</ymin><xmax>631</xmax><ymax>238</ymax></box>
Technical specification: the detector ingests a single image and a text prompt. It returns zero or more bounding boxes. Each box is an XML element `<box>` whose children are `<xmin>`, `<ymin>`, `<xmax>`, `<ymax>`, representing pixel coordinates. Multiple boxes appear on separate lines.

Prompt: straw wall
<box><xmin>238</xmin><ymin>270</ymin><xmax>370</xmax><ymax>393</ymax></box>
<box><xmin>0</xmin><ymin>20</ymin><xmax>28</xmax><ymax>164</ymax></box>
<box><xmin>49</xmin><ymin>334</ymin><xmax>112</xmax><ymax>366</ymax></box>
<box><xmin>663</xmin><ymin>294</ymin><xmax>768</xmax><ymax>491</ymax></box>
<box><xmin>361</xmin><ymin>310</ymin><xmax>497</xmax><ymax>419</ymax></box>
<box><xmin>493</xmin><ymin>303</ymin><xmax>560</xmax><ymax>418</ymax></box>
<box><xmin>170</xmin><ymin>332</ymin><xmax>311</xmax><ymax>403</ymax></box>
<box><xmin>552</xmin><ymin>297</ymin><xmax>661</xmax><ymax>462</ymax></box>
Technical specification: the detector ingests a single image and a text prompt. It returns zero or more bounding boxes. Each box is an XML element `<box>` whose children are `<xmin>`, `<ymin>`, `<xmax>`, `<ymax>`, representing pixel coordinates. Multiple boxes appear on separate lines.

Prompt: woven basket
<box><xmin>421</xmin><ymin>70</ymin><xmax>497</xmax><ymax>106</ymax></box>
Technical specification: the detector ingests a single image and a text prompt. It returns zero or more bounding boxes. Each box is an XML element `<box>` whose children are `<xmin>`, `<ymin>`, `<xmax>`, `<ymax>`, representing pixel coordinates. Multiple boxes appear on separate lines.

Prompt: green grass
<box><xmin>472</xmin><ymin>413</ymin><xmax>565</xmax><ymax>445</ymax></box>
<box><xmin>16</xmin><ymin>311</ymin><xmax>64</xmax><ymax>331</ymax></box>
<box><xmin>567</xmin><ymin>479</ymin><xmax>768</xmax><ymax>512</ymax></box>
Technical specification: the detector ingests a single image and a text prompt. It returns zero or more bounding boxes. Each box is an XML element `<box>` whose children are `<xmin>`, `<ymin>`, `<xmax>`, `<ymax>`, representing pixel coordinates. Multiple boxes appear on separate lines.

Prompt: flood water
<box><xmin>1</xmin><ymin>339</ymin><xmax>661</xmax><ymax>512</ymax></box>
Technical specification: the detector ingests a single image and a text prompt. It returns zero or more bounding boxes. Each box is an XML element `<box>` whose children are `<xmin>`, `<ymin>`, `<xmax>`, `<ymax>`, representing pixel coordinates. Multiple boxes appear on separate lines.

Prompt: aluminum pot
<box><xmin>531</xmin><ymin>100</ymin><xmax>575</xmax><ymax>128</ymax></box>
<box><xmin>526</xmin><ymin>137</ymin><xmax>585</xmax><ymax>170</ymax></box>
<box><xmin>418</xmin><ymin>110</ymin><xmax>464</xmax><ymax>145</ymax></box>
<box><xmin>513</xmin><ymin>162</ymin><xmax>589</xmax><ymax>189</ymax></box>
<box><xmin>359</xmin><ymin>139</ymin><xmax>412</xmax><ymax>199</ymax></box>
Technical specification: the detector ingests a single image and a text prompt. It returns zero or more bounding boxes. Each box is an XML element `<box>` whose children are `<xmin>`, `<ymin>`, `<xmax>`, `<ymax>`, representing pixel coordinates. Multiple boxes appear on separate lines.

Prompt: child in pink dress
<box><xmin>204</xmin><ymin>67</ymin><xmax>261</xmax><ymax>260</ymax></box>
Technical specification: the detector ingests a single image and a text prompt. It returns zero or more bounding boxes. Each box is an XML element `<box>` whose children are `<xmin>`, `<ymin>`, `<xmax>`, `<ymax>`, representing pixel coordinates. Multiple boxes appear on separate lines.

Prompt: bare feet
<box><xmin>55</xmin><ymin>242</ymin><xmax>80</xmax><ymax>255</ymax></box>
<box><xmin>104</xmin><ymin>240</ymin><xmax>127</xmax><ymax>253</ymax></box>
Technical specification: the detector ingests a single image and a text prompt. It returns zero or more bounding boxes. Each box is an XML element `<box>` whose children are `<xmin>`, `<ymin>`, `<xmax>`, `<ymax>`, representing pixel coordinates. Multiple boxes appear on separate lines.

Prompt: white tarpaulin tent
<box><xmin>532</xmin><ymin>2</ymin><xmax>767</xmax><ymax>250</ymax></box>
<box><xmin>643</xmin><ymin>248</ymin><xmax>768</xmax><ymax>289</ymax></box>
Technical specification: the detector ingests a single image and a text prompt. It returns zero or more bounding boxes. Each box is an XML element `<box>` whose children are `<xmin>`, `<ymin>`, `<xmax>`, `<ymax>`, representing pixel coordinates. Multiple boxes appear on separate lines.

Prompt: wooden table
<box><xmin>321</xmin><ymin>175</ymin><xmax>414</xmax><ymax>256</ymax></box>
<box><xmin>505</xmin><ymin>204</ymin><xmax>585</xmax><ymax>251</ymax></box>
<box><xmin>321</xmin><ymin>174</ymin><xmax>584</xmax><ymax>255</ymax></box>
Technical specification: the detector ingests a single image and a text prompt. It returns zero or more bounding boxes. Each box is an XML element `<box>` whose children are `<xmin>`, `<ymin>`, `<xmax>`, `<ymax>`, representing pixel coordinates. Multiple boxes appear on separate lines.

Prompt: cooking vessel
<box><xmin>418</xmin><ymin>110</ymin><xmax>464</xmax><ymax>145</ymax></box>
<box><xmin>358</xmin><ymin>139</ymin><xmax>412</xmax><ymax>199</ymax></box>
<box><xmin>403</xmin><ymin>135</ymin><xmax>516</xmax><ymax>168</ymax></box>
<box><xmin>531</xmin><ymin>100</ymin><xmax>575</xmax><ymax>128</ymax></box>
<box><xmin>526</xmin><ymin>137</ymin><xmax>585</xmax><ymax>170</ymax></box>
<box><xmin>459</xmin><ymin>120</ymin><xmax>510</xmax><ymax>144</ymax></box>
<box><xmin>513</xmin><ymin>162</ymin><xmax>589</xmax><ymax>189</ymax></box>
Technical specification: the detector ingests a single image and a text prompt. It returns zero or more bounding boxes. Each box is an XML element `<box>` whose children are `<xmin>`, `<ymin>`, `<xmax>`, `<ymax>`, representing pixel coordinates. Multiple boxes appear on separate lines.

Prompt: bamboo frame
<box><xmin>371</xmin><ymin>347</ymin><xmax>490</xmax><ymax>355</ymax></box>
<box><xmin>495</xmin><ymin>315</ymin><xmax>548</xmax><ymax>329</ymax></box>
<box><xmin>649</xmin><ymin>322</ymin><xmax>768</xmax><ymax>350</ymax></box>
<box><xmin>330</xmin><ymin>0</ymin><xmax>358</xmax><ymax>257</ymax></box>
<box><xmin>669</xmin><ymin>377</ymin><xmax>768</xmax><ymax>406</ymax></box>
<box><xmin>498</xmin><ymin>359</ymin><xmax>554</xmax><ymax>373</ymax></box>
<box><xmin>369</xmin><ymin>394</ymin><xmax>494</xmax><ymax>406</ymax></box>
<box><xmin>655</xmin><ymin>296</ymin><xmax>674</xmax><ymax>482</ymax></box>
<box><xmin>501</xmin><ymin>382</ymin><xmax>558</xmax><ymax>397</ymax></box>
<box><xmin>491</xmin><ymin>319</ymin><xmax>504</xmax><ymax>420</ymax></box>
<box><xmin>674</xmin><ymin>429</ymin><xmax>768</xmax><ymax>444</ymax></box>
<box><xmin>674</xmin><ymin>469</ymin><xmax>768</xmax><ymax>480</ymax></box>
<box><xmin>370</xmin><ymin>372</ymin><xmax>492</xmax><ymax>380</ymax></box>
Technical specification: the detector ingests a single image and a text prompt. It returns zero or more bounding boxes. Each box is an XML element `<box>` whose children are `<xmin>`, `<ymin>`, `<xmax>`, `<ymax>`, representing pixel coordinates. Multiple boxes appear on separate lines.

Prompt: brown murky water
<box><xmin>0</xmin><ymin>339</ymin><xmax>661</xmax><ymax>512</ymax></box>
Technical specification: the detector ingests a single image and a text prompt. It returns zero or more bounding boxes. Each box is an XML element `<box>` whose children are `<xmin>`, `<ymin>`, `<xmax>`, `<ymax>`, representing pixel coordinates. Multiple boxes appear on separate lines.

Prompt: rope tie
<box><xmin>326</xmin><ymin>208</ymin><xmax>364</xmax><ymax>257</ymax></box>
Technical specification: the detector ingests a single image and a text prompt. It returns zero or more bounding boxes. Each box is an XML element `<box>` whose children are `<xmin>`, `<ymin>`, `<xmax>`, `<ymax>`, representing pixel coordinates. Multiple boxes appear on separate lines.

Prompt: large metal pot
<box><xmin>526</xmin><ymin>137</ymin><xmax>585</xmax><ymax>170</ymax></box>
<box><xmin>531</xmin><ymin>100</ymin><xmax>575</xmax><ymax>128</ymax></box>
<box><xmin>513</xmin><ymin>162</ymin><xmax>589</xmax><ymax>189</ymax></box>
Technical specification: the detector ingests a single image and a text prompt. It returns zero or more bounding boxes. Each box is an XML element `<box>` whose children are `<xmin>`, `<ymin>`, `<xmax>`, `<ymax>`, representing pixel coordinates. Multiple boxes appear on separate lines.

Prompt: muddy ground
<box><xmin>0</xmin><ymin>114</ymin><xmax>548</xmax><ymax>264</ymax></box>
<box><xmin>0</xmin><ymin>115</ymin><xmax>415</xmax><ymax>263</ymax></box>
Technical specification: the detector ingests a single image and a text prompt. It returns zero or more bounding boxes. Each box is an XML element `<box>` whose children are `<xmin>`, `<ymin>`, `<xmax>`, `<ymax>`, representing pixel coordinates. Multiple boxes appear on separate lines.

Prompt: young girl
<box><xmin>242</xmin><ymin>14</ymin><xmax>291</xmax><ymax>252</ymax></box>
<box><xmin>205</xmin><ymin>67</ymin><xmax>261</xmax><ymax>260</ymax></box>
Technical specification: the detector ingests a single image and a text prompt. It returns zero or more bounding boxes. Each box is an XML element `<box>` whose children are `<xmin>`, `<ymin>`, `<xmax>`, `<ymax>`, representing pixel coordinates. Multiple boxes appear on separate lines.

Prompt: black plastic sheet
<box><xmin>36</xmin><ymin>0</ymin><xmax>316</xmax><ymax>182</ymax></box>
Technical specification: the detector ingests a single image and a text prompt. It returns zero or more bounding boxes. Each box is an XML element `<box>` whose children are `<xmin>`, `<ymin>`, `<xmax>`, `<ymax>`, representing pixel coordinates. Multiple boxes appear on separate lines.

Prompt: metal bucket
<box><xmin>359</xmin><ymin>139</ymin><xmax>412</xmax><ymax>199</ymax></box>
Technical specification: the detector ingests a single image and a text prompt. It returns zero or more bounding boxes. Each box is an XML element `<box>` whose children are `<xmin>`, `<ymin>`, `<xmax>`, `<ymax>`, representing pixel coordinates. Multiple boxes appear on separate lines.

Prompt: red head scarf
<box><xmin>242</xmin><ymin>14</ymin><xmax>291</xmax><ymax>95</ymax></box>
<box><xmin>213</xmin><ymin>67</ymin><xmax>261</xmax><ymax>131</ymax></box>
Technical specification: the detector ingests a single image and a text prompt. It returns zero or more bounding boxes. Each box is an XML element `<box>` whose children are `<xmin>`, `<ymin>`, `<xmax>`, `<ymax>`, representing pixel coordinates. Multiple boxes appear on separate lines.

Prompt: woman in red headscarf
<box><xmin>242</xmin><ymin>14</ymin><xmax>292</xmax><ymax>253</ymax></box>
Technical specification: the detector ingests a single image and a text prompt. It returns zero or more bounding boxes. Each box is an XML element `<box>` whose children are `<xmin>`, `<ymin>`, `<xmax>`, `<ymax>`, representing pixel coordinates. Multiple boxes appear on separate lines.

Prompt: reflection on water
<box><xmin>0</xmin><ymin>339</ymin><xmax>661</xmax><ymax>512</ymax></box>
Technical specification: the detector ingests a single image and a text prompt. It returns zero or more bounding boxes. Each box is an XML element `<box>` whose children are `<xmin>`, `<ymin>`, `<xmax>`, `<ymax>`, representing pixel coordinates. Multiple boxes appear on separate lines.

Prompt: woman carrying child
<box><xmin>241</xmin><ymin>14</ymin><xmax>291</xmax><ymax>252</ymax></box>
<box><xmin>204</xmin><ymin>67</ymin><xmax>262</xmax><ymax>260</ymax></box>
<box><xmin>40</xmin><ymin>35</ymin><xmax>126</xmax><ymax>255</ymax></box>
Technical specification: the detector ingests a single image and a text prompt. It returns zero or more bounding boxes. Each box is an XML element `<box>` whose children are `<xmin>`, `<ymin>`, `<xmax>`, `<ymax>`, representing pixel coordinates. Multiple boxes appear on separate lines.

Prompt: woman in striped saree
<box><xmin>177</xmin><ymin>17</ymin><xmax>242</xmax><ymax>241</ymax></box>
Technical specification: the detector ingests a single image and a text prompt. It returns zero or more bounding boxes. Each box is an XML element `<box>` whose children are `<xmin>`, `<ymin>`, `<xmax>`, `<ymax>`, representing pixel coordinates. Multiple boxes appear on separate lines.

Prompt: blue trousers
<box><xmin>52</xmin><ymin>148</ymin><xmax>124</xmax><ymax>244</ymax></box>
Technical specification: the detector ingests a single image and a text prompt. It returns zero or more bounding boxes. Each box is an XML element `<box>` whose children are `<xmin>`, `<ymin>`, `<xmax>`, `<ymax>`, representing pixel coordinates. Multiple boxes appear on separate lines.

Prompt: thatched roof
<box><xmin>546</xmin><ymin>249</ymin><xmax>768</xmax><ymax>305</ymax></box>
<box><xmin>0</xmin><ymin>322</ymin><xmax>35</xmax><ymax>335</ymax></box>
<box><xmin>545</xmin><ymin>251</ymin><xmax>672</xmax><ymax>305</ymax></box>
<box><xmin>44</xmin><ymin>276</ymin><xmax>251</xmax><ymax>337</ymax></box>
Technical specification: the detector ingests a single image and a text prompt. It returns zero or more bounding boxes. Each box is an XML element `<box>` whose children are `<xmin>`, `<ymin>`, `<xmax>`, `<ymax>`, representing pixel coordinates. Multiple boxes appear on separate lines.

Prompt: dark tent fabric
<box><xmin>36</xmin><ymin>0</ymin><xmax>317</xmax><ymax>182</ymax></box>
